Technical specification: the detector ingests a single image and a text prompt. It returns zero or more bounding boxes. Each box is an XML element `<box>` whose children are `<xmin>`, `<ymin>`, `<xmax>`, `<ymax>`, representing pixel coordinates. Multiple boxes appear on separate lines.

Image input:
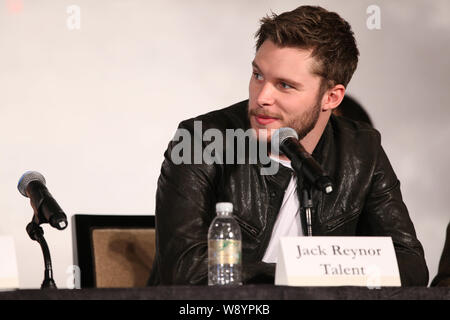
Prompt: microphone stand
<box><xmin>296</xmin><ymin>157</ymin><xmax>331</xmax><ymax>237</ymax></box>
<box><xmin>301</xmin><ymin>187</ymin><xmax>314</xmax><ymax>237</ymax></box>
<box><xmin>26</xmin><ymin>221</ymin><xmax>57</xmax><ymax>289</ymax></box>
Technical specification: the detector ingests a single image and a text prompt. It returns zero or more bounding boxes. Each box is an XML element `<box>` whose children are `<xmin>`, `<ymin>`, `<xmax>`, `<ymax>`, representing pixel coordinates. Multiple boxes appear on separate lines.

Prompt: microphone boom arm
<box><xmin>26</xmin><ymin>221</ymin><xmax>57</xmax><ymax>289</ymax></box>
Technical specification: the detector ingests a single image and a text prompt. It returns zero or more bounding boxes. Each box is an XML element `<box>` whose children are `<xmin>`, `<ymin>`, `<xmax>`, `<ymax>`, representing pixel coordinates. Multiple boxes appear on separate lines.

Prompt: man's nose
<box><xmin>256</xmin><ymin>83</ymin><xmax>275</xmax><ymax>107</ymax></box>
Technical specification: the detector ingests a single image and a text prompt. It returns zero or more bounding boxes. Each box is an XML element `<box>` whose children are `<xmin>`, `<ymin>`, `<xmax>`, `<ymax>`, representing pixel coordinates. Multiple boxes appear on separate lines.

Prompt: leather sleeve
<box><xmin>151</xmin><ymin>120</ymin><xmax>220</xmax><ymax>285</ymax></box>
<box><xmin>357</xmin><ymin>141</ymin><xmax>429</xmax><ymax>286</ymax></box>
<box><xmin>430</xmin><ymin>223</ymin><xmax>450</xmax><ymax>286</ymax></box>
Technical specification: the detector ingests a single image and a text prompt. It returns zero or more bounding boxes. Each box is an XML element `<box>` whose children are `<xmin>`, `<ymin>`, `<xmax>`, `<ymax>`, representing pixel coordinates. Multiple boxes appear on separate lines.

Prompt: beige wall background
<box><xmin>0</xmin><ymin>0</ymin><xmax>449</xmax><ymax>288</ymax></box>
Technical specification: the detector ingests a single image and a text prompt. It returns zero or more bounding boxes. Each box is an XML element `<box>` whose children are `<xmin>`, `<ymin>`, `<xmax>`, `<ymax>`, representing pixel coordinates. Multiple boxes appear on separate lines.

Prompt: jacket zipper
<box><xmin>233</xmin><ymin>215</ymin><xmax>259</xmax><ymax>237</ymax></box>
<box><xmin>325</xmin><ymin>208</ymin><xmax>360</xmax><ymax>231</ymax></box>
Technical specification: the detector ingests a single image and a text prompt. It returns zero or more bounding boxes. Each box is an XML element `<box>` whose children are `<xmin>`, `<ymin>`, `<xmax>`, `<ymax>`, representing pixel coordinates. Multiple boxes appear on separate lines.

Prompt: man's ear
<box><xmin>321</xmin><ymin>84</ymin><xmax>346</xmax><ymax>112</ymax></box>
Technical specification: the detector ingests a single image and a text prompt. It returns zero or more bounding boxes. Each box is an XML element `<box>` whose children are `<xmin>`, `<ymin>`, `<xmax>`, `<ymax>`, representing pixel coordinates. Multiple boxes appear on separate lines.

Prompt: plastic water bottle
<box><xmin>208</xmin><ymin>202</ymin><xmax>242</xmax><ymax>286</ymax></box>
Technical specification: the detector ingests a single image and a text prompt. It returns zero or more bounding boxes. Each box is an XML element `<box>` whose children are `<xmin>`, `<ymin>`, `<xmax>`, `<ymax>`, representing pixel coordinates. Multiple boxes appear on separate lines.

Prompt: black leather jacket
<box><xmin>149</xmin><ymin>100</ymin><xmax>428</xmax><ymax>286</ymax></box>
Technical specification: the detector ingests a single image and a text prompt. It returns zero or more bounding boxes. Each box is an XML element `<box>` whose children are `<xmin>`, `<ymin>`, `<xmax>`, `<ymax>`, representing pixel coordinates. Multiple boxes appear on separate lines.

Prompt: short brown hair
<box><xmin>255</xmin><ymin>6</ymin><xmax>359</xmax><ymax>91</ymax></box>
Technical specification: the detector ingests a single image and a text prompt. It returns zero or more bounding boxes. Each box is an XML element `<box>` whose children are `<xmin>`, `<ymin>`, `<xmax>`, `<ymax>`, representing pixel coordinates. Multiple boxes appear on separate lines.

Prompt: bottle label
<box><xmin>208</xmin><ymin>240</ymin><xmax>241</xmax><ymax>265</ymax></box>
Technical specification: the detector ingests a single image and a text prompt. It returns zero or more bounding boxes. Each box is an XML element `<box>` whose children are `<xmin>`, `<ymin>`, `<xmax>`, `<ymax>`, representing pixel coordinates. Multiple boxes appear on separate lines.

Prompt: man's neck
<box><xmin>273</xmin><ymin>111</ymin><xmax>331</xmax><ymax>161</ymax></box>
<box><xmin>301</xmin><ymin>111</ymin><xmax>331</xmax><ymax>153</ymax></box>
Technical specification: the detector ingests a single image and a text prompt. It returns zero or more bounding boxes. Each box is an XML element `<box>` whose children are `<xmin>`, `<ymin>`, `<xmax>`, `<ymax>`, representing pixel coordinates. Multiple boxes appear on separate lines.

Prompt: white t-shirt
<box><xmin>262</xmin><ymin>157</ymin><xmax>304</xmax><ymax>263</ymax></box>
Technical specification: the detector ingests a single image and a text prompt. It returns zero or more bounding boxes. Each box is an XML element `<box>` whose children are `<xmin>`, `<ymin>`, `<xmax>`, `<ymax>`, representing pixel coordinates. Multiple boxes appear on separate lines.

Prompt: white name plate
<box><xmin>275</xmin><ymin>237</ymin><xmax>401</xmax><ymax>287</ymax></box>
<box><xmin>0</xmin><ymin>236</ymin><xmax>20</xmax><ymax>289</ymax></box>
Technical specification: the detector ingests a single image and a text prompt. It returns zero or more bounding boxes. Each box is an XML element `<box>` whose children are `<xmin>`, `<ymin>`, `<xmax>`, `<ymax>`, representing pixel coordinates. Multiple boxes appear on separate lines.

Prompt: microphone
<box><xmin>18</xmin><ymin>171</ymin><xmax>68</xmax><ymax>230</ymax></box>
<box><xmin>272</xmin><ymin>128</ymin><xmax>333</xmax><ymax>194</ymax></box>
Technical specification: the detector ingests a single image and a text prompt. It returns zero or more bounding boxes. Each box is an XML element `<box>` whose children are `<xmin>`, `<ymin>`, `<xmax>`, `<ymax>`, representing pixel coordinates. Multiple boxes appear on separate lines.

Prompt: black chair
<box><xmin>72</xmin><ymin>214</ymin><xmax>155</xmax><ymax>288</ymax></box>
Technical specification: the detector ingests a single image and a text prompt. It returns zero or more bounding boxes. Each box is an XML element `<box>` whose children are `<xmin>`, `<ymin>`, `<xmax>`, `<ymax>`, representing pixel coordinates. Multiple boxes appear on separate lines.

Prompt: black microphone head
<box><xmin>271</xmin><ymin>127</ymin><xmax>298</xmax><ymax>155</ymax></box>
<box><xmin>18</xmin><ymin>171</ymin><xmax>46</xmax><ymax>197</ymax></box>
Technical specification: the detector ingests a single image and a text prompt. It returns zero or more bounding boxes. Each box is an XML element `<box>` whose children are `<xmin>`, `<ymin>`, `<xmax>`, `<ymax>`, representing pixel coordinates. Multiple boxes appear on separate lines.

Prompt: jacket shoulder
<box><xmin>331</xmin><ymin>114</ymin><xmax>380</xmax><ymax>141</ymax></box>
<box><xmin>329</xmin><ymin>115</ymin><xmax>382</xmax><ymax>155</ymax></box>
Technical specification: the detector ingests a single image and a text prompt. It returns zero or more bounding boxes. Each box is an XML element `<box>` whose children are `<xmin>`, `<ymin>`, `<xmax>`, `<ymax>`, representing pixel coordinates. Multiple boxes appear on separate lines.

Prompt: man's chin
<box><xmin>251</xmin><ymin>125</ymin><xmax>281</xmax><ymax>142</ymax></box>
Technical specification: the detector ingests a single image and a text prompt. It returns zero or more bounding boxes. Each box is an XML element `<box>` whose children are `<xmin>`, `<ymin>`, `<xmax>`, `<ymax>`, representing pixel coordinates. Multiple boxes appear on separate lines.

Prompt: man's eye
<box><xmin>253</xmin><ymin>72</ymin><xmax>263</xmax><ymax>80</ymax></box>
<box><xmin>280</xmin><ymin>82</ymin><xmax>293</xmax><ymax>89</ymax></box>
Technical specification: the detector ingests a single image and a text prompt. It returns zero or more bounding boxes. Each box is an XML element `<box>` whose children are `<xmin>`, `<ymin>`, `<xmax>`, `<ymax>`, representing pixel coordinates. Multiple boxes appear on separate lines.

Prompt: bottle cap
<box><xmin>216</xmin><ymin>202</ymin><xmax>233</xmax><ymax>213</ymax></box>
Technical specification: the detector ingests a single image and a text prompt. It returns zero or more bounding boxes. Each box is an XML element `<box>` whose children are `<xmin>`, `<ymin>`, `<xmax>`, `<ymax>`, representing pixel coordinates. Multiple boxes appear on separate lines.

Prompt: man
<box><xmin>149</xmin><ymin>6</ymin><xmax>428</xmax><ymax>286</ymax></box>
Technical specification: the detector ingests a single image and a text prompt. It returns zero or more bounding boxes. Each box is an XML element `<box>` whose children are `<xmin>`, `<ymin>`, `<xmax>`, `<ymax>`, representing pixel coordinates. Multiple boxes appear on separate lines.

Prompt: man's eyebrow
<box><xmin>251</xmin><ymin>61</ymin><xmax>261</xmax><ymax>71</ymax></box>
<box><xmin>280</xmin><ymin>77</ymin><xmax>303</xmax><ymax>89</ymax></box>
<box><xmin>252</xmin><ymin>60</ymin><xmax>303</xmax><ymax>89</ymax></box>
<box><xmin>252</xmin><ymin>61</ymin><xmax>303</xmax><ymax>88</ymax></box>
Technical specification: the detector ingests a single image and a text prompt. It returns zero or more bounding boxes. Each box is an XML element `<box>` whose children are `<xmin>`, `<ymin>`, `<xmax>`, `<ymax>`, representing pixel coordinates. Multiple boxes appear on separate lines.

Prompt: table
<box><xmin>1</xmin><ymin>285</ymin><xmax>449</xmax><ymax>300</ymax></box>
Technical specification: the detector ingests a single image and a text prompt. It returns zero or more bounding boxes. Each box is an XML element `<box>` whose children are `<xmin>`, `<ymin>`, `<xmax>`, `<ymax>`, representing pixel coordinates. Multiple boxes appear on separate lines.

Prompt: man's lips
<box><xmin>254</xmin><ymin>115</ymin><xmax>279</xmax><ymax>125</ymax></box>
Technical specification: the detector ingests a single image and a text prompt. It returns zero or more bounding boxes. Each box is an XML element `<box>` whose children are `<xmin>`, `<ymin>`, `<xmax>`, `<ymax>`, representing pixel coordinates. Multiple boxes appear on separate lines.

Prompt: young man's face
<box><xmin>248</xmin><ymin>40</ymin><xmax>324</xmax><ymax>141</ymax></box>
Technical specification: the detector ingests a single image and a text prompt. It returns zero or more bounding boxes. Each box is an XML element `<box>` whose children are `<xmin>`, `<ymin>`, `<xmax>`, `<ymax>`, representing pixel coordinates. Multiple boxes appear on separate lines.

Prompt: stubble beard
<box><xmin>248</xmin><ymin>98</ymin><xmax>322</xmax><ymax>142</ymax></box>
<box><xmin>287</xmin><ymin>99</ymin><xmax>322</xmax><ymax>140</ymax></box>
